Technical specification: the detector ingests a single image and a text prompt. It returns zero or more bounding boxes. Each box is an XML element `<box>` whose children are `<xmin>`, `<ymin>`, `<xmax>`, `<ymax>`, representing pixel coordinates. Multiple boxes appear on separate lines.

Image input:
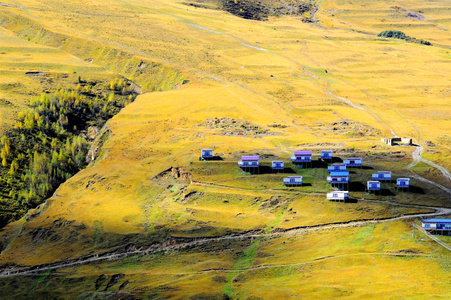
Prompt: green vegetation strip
<box><xmin>377</xmin><ymin>30</ymin><xmax>432</xmax><ymax>46</ymax></box>
<box><xmin>0</xmin><ymin>78</ymin><xmax>138</xmax><ymax>227</ymax></box>
<box><xmin>223</xmin><ymin>238</ymin><xmax>261</xmax><ymax>297</ymax></box>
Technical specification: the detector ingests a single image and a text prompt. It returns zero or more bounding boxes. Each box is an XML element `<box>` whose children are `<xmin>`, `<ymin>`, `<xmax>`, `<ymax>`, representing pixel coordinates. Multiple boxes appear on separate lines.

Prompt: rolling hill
<box><xmin>0</xmin><ymin>0</ymin><xmax>450</xmax><ymax>299</ymax></box>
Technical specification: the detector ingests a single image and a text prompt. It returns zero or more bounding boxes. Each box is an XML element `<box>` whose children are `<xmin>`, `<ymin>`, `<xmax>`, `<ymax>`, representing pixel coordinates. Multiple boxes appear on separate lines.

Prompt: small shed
<box><xmin>238</xmin><ymin>156</ymin><xmax>260</xmax><ymax>169</ymax></box>
<box><xmin>291</xmin><ymin>151</ymin><xmax>312</xmax><ymax>168</ymax></box>
<box><xmin>201</xmin><ymin>149</ymin><xmax>213</xmax><ymax>160</ymax></box>
<box><xmin>367</xmin><ymin>181</ymin><xmax>381</xmax><ymax>192</ymax></box>
<box><xmin>372</xmin><ymin>171</ymin><xmax>392</xmax><ymax>181</ymax></box>
<box><xmin>321</xmin><ymin>150</ymin><xmax>333</xmax><ymax>160</ymax></box>
<box><xmin>382</xmin><ymin>138</ymin><xmax>412</xmax><ymax>146</ymax></box>
<box><xmin>328</xmin><ymin>163</ymin><xmax>346</xmax><ymax>172</ymax></box>
<box><xmin>344</xmin><ymin>158</ymin><xmax>362</xmax><ymax>167</ymax></box>
<box><xmin>284</xmin><ymin>176</ymin><xmax>303</xmax><ymax>186</ymax></box>
<box><xmin>396</xmin><ymin>178</ymin><xmax>410</xmax><ymax>191</ymax></box>
<box><xmin>327</xmin><ymin>191</ymin><xmax>349</xmax><ymax>201</ymax></box>
<box><xmin>272</xmin><ymin>161</ymin><xmax>284</xmax><ymax>171</ymax></box>
<box><xmin>422</xmin><ymin>219</ymin><xmax>451</xmax><ymax>236</ymax></box>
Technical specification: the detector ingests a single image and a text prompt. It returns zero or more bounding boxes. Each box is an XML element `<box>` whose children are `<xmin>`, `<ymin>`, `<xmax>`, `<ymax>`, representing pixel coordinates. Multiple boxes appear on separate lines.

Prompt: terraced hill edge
<box><xmin>0</xmin><ymin>202</ymin><xmax>449</xmax><ymax>278</ymax></box>
<box><xmin>0</xmin><ymin>12</ymin><xmax>186</xmax><ymax>92</ymax></box>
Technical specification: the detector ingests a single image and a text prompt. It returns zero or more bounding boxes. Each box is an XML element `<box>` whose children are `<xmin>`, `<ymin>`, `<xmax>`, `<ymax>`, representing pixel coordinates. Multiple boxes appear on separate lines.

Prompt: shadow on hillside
<box><xmin>360</xmin><ymin>166</ymin><xmax>373</xmax><ymax>170</ymax></box>
<box><xmin>332</xmin><ymin>157</ymin><xmax>343</xmax><ymax>163</ymax></box>
<box><xmin>345</xmin><ymin>198</ymin><xmax>359</xmax><ymax>203</ymax></box>
<box><xmin>201</xmin><ymin>156</ymin><xmax>223</xmax><ymax>161</ymax></box>
<box><xmin>280</xmin><ymin>167</ymin><xmax>297</xmax><ymax>174</ymax></box>
<box><xmin>258</xmin><ymin>166</ymin><xmax>296</xmax><ymax>174</ymax></box>
<box><xmin>380</xmin><ymin>189</ymin><xmax>395</xmax><ymax>196</ymax></box>
<box><xmin>313</xmin><ymin>160</ymin><xmax>327</xmax><ymax>168</ymax></box>
<box><xmin>406</xmin><ymin>185</ymin><xmax>425</xmax><ymax>194</ymax></box>
<box><xmin>329</xmin><ymin>198</ymin><xmax>358</xmax><ymax>203</ymax></box>
<box><xmin>349</xmin><ymin>181</ymin><xmax>366</xmax><ymax>192</ymax></box>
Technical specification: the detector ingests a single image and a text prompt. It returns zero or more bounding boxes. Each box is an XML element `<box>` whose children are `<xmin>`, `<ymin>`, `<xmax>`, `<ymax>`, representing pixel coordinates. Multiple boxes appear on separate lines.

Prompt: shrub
<box><xmin>377</xmin><ymin>30</ymin><xmax>432</xmax><ymax>46</ymax></box>
<box><xmin>377</xmin><ymin>30</ymin><xmax>407</xmax><ymax>39</ymax></box>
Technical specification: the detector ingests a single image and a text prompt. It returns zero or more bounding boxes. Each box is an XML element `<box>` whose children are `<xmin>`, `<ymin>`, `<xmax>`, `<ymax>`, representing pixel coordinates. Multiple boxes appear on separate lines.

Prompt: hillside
<box><xmin>0</xmin><ymin>0</ymin><xmax>450</xmax><ymax>299</ymax></box>
<box><xmin>0</xmin><ymin>25</ymin><xmax>108</xmax><ymax>135</ymax></box>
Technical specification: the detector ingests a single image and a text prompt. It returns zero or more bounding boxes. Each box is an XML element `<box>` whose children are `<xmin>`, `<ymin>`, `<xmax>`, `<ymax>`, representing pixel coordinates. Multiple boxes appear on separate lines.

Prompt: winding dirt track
<box><xmin>408</xmin><ymin>146</ymin><xmax>451</xmax><ymax>182</ymax></box>
<box><xmin>0</xmin><ymin>203</ymin><xmax>449</xmax><ymax>278</ymax></box>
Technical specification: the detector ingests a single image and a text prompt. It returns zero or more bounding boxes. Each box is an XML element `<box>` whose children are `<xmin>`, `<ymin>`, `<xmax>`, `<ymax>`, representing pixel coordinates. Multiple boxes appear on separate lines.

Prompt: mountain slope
<box><xmin>0</xmin><ymin>0</ymin><xmax>450</xmax><ymax>298</ymax></box>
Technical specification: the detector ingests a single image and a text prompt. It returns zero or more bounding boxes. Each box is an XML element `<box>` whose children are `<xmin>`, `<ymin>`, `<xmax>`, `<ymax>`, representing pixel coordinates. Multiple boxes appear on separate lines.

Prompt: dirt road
<box><xmin>0</xmin><ymin>204</ymin><xmax>449</xmax><ymax>278</ymax></box>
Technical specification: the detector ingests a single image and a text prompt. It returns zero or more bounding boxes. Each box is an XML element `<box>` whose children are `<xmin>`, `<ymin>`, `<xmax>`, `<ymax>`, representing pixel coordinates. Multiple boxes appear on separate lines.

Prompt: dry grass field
<box><xmin>0</xmin><ymin>0</ymin><xmax>449</xmax><ymax>298</ymax></box>
<box><xmin>0</xmin><ymin>25</ymin><xmax>108</xmax><ymax>134</ymax></box>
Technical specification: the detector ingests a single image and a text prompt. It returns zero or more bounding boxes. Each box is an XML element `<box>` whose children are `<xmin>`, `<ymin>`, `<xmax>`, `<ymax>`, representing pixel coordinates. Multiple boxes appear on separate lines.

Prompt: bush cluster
<box><xmin>377</xmin><ymin>30</ymin><xmax>432</xmax><ymax>46</ymax></box>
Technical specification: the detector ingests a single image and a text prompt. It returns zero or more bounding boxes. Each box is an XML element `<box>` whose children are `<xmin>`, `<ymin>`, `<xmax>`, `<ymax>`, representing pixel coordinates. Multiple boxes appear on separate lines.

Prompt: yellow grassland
<box><xmin>7</xmin><ymin>221</ymin><xmax>447</xmax><ymax>299</ymax></box>
<box><xmin>0</xmin><ymin>26</ymin><xmax>108</xmax><ymax>134</ymax></box>
<box><xmin>1</xmin><ymin>0</ymin><xmax>447</xmax><ymax>165</ymax></box>
<box><xmin>0</xmin><ymin>0</ymin><xmax>449</xmax><ymax>297</ymax></box>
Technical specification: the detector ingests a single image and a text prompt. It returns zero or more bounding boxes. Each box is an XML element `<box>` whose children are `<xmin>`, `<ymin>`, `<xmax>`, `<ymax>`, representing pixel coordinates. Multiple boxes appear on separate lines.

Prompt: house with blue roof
<box><xmin>328</xmin><ymin>163</ymin><xmax>346</xmax><ymax>172</ymax></box>
<box><xmin>327</xmin><ymin>171</ymin><xmax>349</xmax><ymax>189</ymax></box>
<box><xmin>284</xmin><ymin>176</ymin><xmax>303</xmax><ymax>187</ymax></box>
<box><xmin>367</xmin><ymin>181</ymin><xmax>381</xmax><ymax>193</ymax></box>
<box><xmin>397</xmin><ymin>178</ymin><xmax>410</xmax><ymax>191</ymax></box>
<box><xmin>201</xmin><ymin>149</ymin><xmax>213</xmax><ymax>160</ymax></box>
<box><xmin>344</xmin><ymin>157</ymin><xmax>362</xmax><ymax>168</ymax></box>
<box><xmin>372</xmin><ymin>171</ymin><xmax>392</xmax><ymax>181</ymax></box>
<box><xmin>291</xmin><ymin>151</ymin><xmax>312</xmax><ymax>168</ymax></box>
<box><xmin>272</xmin><ymin>161</ymin><xmax>284</xmax><ymax>172</ymax></box>
<box><xmin>238</xmin><ymin>156</ymin><xmax>260</xmax><ymax>173</ymax></box>
<box><xmin>327</xmin><ymin>191</ymin><xmax>349</xmax><ymax>202</ymax></box>
<box><xmin>422</xmin><ymin>219</ymin><xmax>451</xmax><ymax>236</ymax></box>
<box><xmin>321</xmin><ymin>150</ymin><xmax>333</xmax><ymax>161</ymax></box>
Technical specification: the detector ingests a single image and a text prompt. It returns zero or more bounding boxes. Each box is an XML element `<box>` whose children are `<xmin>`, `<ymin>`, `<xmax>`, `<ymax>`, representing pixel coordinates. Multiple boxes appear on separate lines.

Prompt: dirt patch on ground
<box><xmin>25</xmin><ymin>71</ymin><xmax>45</xmax><ymax>76</ymax></box>
<box><xmin>181</xmin><ymin>191</ymin><xmax>204</xmax><ymax>203</ymax></box>
<box><xmin>315</xmin><ymin>119</ymin><xmax>381</xmax><ymax>137</ymax></box>
<box><xmin>198</xmin><ymin>117</ymin><xmax>278</xmax><ymax>137</ymax></box>
<box><xmin>153</xmin><ymin>167</ymin><xmax>193</xmax><ymax>182</ymax></box>
<box><xmin>391</xmin><ymin>6</ymin><xmax>425</xmax><ymax>21</ymax></box>
<box><xmin>258</xmin><ymin>196</ymin><xmax>291</xmax><ymax>212</ymax></box>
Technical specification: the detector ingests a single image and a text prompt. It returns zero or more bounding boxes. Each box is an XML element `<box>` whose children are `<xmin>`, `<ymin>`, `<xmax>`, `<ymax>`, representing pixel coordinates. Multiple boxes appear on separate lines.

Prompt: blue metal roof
<box><xmin>330</xmin><ymin>171</ymin><xmax>349</xmax><ymax>176</ymax></box>
<box><xmin>422</xmin><ymin>219</ymin><xmax>451</xmax><ymax>223</ymax></box>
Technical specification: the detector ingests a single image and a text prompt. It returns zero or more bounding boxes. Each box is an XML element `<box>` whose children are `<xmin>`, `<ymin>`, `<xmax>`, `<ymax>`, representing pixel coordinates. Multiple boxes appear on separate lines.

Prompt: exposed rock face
<box><xmin>86</xmin><ymin>127</ymin><xmax>112</xmax><ymax>165</ymax></box>
<box><xmin>171</xmin><ymin>167</ymin><xmax>193</xmax><ymax>182</ymax></box>
<box><xmin>315</xmin><ymin>119</ymin><xmax>381</xmax><ymax>137</ymax></box>
<box><xmin>217</xmin><ymin>0</ymin><xmax>314</xmax><ymax>21</ymax></box>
